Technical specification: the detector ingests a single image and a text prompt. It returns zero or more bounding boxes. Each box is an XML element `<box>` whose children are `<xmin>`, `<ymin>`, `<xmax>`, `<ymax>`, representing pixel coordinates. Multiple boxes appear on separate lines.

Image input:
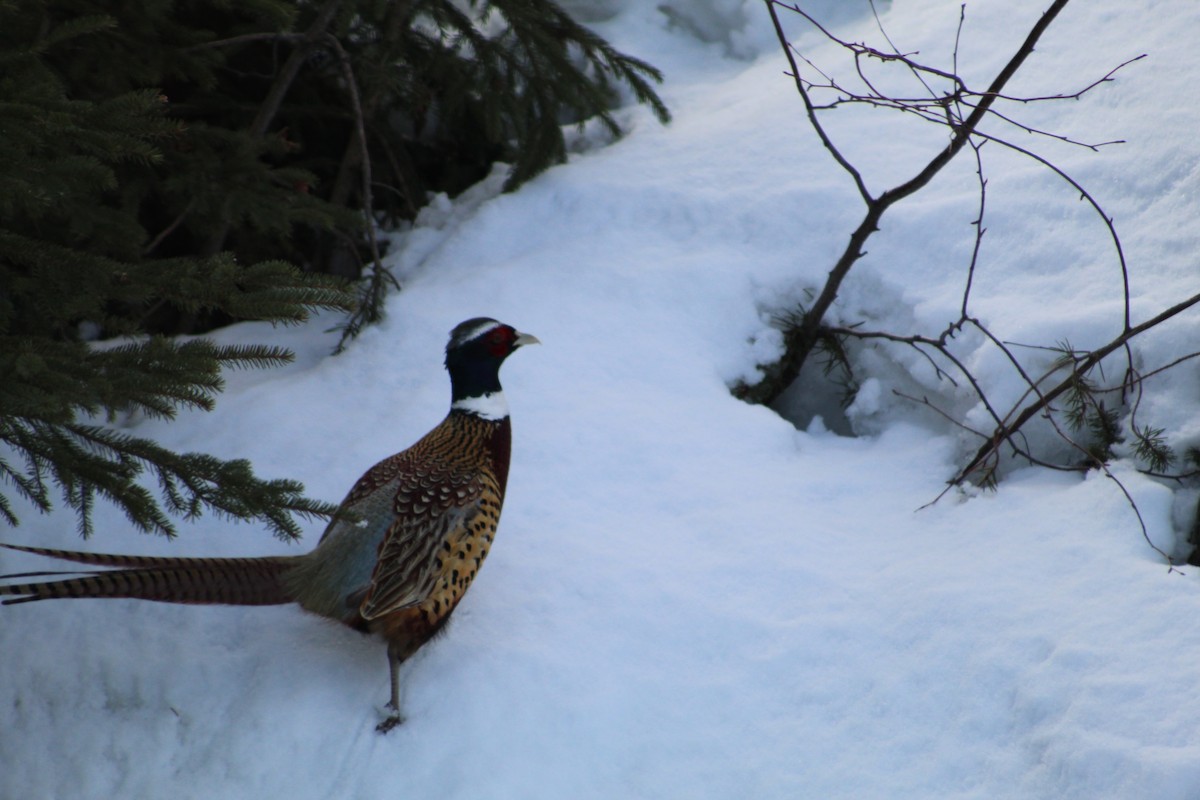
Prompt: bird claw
<box><xmin>376</xmin><ymin>706</ymin><xmax>404</xmax><ymax>734</ymax></box>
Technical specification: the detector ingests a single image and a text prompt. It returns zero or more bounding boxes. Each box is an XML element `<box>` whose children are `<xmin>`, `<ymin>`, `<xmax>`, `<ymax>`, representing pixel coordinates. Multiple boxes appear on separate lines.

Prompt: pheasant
<box><xmin>0</xmin><ymin>317</ymin><xmax>538</xmax><ymax>733</ymax></box>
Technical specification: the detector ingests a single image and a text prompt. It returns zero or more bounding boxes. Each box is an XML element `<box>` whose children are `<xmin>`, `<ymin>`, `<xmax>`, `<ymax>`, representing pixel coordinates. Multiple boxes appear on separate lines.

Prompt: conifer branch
<box><xmin>0</xmin><ymin>0</ymin><xmax>670</xmax><ymax>540</ymax></box>
<box><xmin>0</xmin><ymin>331</ymin><xmax>343</xmax><ymax>539</ymax></box>
<box><xmin>249</xmin><ymin>0</ymin><xmax>343</xmax><ymax>141</ymax></box>
<box><xmin>204</xmin><ymin>0</ymin><xmax>344</xmax><ymax>256</ymax></box>
<box><xmin>951</xmin><ymin>292</ymin><xmax>1200</xmax><ymax>484</ymax></box>
<box><xmin>0</xmin><ymin>418</ymin><xmax>338</xmax><ymax>539</ymax></box>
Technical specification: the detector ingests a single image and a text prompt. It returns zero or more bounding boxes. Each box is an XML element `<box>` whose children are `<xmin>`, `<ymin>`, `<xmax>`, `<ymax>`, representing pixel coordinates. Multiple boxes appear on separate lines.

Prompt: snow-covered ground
<box><xmin>4</xmin><ymin>1</ymin><xmax>1200</xmax><ymax>797</ymax></box>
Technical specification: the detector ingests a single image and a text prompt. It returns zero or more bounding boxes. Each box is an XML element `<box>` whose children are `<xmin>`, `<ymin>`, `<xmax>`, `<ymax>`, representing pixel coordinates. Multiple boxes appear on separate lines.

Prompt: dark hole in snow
<box><xmin>771</xmin><ymin>358</ymin><xmax>856</xmax><ymax>437</ymax></box>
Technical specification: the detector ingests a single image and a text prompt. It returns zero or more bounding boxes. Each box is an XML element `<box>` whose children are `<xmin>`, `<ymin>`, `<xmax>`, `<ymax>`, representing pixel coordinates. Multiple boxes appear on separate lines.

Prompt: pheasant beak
<box><xmin>513</xmin><ymin>331</ymin><xmax>541</xmax><ymax>349</ymax></box>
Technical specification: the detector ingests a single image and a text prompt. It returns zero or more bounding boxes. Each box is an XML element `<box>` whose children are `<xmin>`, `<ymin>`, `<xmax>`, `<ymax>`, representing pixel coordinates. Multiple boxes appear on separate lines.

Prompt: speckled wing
<box><xmin>358</xmin><ymin>460</ymin><xmax>483</xmax><ymax>620</ymax></box>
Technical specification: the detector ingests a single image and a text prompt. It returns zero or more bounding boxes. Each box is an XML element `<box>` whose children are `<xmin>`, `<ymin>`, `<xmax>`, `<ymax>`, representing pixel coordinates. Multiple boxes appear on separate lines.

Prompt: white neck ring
<box><xmin>452</xmin><ymin>391</ymin><xmax>509</xmax><ymax>421</ymax></box>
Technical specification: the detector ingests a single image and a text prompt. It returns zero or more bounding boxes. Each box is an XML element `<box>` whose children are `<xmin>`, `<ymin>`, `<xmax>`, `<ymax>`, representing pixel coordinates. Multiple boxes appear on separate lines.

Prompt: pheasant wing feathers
<box><xmin>358</xmin><ymin>462</ymin><xmax>483</xmax><ymax>620</ymax></box>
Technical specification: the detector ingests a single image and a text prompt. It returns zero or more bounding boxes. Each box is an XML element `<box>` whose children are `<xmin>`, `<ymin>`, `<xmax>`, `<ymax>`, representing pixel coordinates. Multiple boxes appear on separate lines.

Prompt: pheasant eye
<box><xmin>487</xmin><ymin>327</ymin><xmax>512</xmax><ymax>354</ymax></box>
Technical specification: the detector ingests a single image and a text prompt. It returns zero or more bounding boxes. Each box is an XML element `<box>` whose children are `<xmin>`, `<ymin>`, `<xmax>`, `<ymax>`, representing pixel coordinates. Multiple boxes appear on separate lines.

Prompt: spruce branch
<box><xmin>0</xmin><ymin>418</ymin><xmax>337</xmax><ymax>539</ymax></box>
<box><xmin>0</xmin><ymin>0</ymin><xmax>365</xmax><ymax>542</ymax></box>
<box><xmin>202</xmin><ymin>0</ymin><xmax>344</xmax><ymax>256</ymax></box>
<box><xmin>952</xmin><ymin>291</ymin><xmax>1200</xmax><ymax>485</ymax></box>
<box><xmin>0</xmin><ymin>332</ymin><xmax>343</xmax><ymax>539</ymax></box>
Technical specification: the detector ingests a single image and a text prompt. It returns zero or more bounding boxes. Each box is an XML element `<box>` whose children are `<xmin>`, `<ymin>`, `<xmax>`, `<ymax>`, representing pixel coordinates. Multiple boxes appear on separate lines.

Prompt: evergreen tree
<box><xmin>0</xmin><ymin>12</ymin><xmax>351</xmax><ymax>538</ymax></box>
<box><xmin>0</xmin><ymin>1</ymin><xmax>667</xmax><ymax>538</ymax></box>
<box><xmin>7</xmin><ymin>0</ymin><xmax>669</xmax><ymax>335</ymax></box>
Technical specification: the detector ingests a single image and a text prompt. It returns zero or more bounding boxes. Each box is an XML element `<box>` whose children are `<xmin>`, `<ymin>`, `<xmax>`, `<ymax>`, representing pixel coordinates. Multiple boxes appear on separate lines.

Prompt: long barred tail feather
<box><xmin>1</xmin><ymin>569</ymin><xmax>109</xmax><ymax>581</ymax></box>
<box><xmin>1</xmin><ymin>542</ymin><xmax>219</xmax><ymax>570</ymax></box>
<box><xmin>0</xmin><ymin>543</ymin><xmax>299</xmax><ymax>607</ymax></box>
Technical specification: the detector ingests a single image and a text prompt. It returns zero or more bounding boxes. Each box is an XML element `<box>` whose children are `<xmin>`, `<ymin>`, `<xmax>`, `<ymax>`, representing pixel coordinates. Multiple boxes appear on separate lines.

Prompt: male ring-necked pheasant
<box><xmin>0</xmin><ymin>317</ymin><xmax>538</xmax><ymax>732</ymax></box>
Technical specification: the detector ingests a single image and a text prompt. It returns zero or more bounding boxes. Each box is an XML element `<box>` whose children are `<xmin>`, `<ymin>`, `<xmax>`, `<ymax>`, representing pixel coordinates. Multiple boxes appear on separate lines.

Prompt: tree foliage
<box><xmin>0</xmin><ymin>9</ymin><xmax>351</xmax><ymax>537</ymax></box>
<box><xmin>4</xmin><ymin>0</ymin><xmax>669</xmax><ymax>326</ymax></box>
<box><xmin>2</xmin><ymin>0</ymin><xmax>669</xmax><ymax>540</ymax></box>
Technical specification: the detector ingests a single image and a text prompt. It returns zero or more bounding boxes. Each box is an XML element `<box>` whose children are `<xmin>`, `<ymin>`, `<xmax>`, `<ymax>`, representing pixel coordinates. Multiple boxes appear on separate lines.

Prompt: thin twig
<box><xmin>969</xmin><ymin>129</ymin><xmax>1131</xmax><ymax>333</ymax></box>
<box><xmin>766</xmin><ymin>1</ymin><xmax>872</xmax><ymax>203</ymax></box>
<box><xmin>983</xmin><ymin>54</ymin><xmax>1147</xmax><ymax>103</ymax></box>
<box><xmin>1103</xmin><ymin>468</ymin><xmax>1178</xmax><ymax>567</ymax></box>
<box><xmin>869</xmin><ymin>0</ymin><xmax>937</xmax><ymax>99</ymax></box>
<box><xmin>323</xmin><ymin>33</ymin><xmax>384</xmax><ymax>275</ymax></box>
<box><xmin>961</xmin><ymin>141</ymin><xmax>987</xmax><ymax>316</ymax></box>
<box><xmin>1092</xmin><ymin>351</ymin><xmax>1200</xmax><ymax>391</ymax></box>
<box><xmin>185</xmin><ymin>32</ymin><xmax>307</xmax><ymax>52</ymax></box>
<box><xmin>743</xmin><ymin>0</ymin><xmax>1073</xmax><ymax>405</ymax></box>
<box><xmin>892</xmin><ymin>389</ymin><xmax>988</xmax><ymax>439</ymax></box>
<box><xmin>142</xmin><ymin>200</ymin><xmax>195</xmax><ymax>256</ymax></box>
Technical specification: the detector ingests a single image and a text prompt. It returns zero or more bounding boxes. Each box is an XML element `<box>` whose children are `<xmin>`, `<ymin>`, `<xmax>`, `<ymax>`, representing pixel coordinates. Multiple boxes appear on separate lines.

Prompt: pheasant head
<box><xmin>445</xmin><ymin>318</ymin><xmax>540</xmax><ymax>420</ymax></box>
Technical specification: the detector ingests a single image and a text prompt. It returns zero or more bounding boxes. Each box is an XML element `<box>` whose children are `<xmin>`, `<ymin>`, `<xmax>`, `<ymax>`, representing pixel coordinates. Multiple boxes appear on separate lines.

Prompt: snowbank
<box><xmin>4</xmin><ymin>2</ymin><xmax>1200</xmax><ymax>798</ymax></box>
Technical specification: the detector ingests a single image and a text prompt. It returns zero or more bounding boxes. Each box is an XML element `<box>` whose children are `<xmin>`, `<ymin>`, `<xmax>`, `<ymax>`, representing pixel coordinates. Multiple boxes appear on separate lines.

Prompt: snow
<box><xmin>4</xmin><ymin>1</ymin><xmax>1200</xmax><ymax>797</ymax></box>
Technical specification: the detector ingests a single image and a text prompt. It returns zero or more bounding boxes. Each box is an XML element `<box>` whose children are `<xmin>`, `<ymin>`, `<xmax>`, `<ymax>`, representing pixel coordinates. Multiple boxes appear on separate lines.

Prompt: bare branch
<box><xmin>742</xmin><ymin>0</ymin><xmax>1073</xmax><ymax>405</ymax></box>
<box><xmin>961</xmin><ymin>140</ymin><xmax>986</xmax><ymax>317</ymax></box>
<box><xmin>983</xmin><ymin>53</ymin><xmax>1147</xmax><ymax>103</ymax></box>
<box><xmin>1103</xmin><ymin>468</ymin><xmax>1179</xmax><ymax>568</ymax></box>
<box><xmin>753</xmin><ymin>2</ymin><xmax>1191</xmax><ymax>564</ymax></box>
<box><xmin>969</xmin><ymin>129</ymin><xmax>1131</xmax><ymax>333</ymax></box>
<box><xmin>892</xmin><ymin>390</ymin><xmax>988</xmax><ymax>439</ymax></box>
<box><xmin>323</xmin><ymin>32</ymin><xmax>400</xmax><ymax>355</ymax></box>
<box><xmin>1093</xmin><ymin>351</ymin><xmax>1200</xmax><ymax>391</ymax></box>
<box><xmin>869</xmin><ymin>0</ymin><xmax>937</xmax><ymax>99</ymax></box>
<box><xmin>766</xmin><ymin>2</ymin><xmax>872</xmax><ymax>203</ymax></box>
<box><xmin>248</xmin><ymin>1</ymin><xmax>344</xmax><ymax>140</ymax></box>
<box><xmin>322</xmin><ymin>33</ymin><xmax>384</xmax><ymax>275</ymax></box>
